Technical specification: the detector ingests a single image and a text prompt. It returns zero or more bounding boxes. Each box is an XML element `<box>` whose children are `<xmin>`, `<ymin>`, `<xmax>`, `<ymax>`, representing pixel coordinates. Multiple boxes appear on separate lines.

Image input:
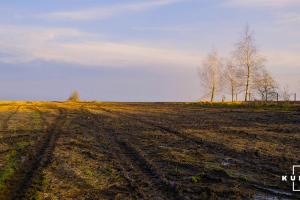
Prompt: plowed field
<box><xmin>0</xmin><ymin>102</ymin><xmax>299</xmax><ymax>199</ymax></box>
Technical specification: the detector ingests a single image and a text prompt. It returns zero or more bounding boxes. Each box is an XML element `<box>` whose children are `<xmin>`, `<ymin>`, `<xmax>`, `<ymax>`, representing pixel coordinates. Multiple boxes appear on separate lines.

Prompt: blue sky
<box><xmin>0</xmin><ymin>0</ymin><xmax>299</xmax><ymax>101</ymax></box>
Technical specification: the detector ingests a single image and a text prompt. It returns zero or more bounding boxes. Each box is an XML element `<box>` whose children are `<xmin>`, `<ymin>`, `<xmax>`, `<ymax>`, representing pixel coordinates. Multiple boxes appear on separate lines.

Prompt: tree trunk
<box><xmin>211</xmin><ymin>85</ymin><xmax>215</xmax><ymax>102</ymax></box>
<box><xmin>231</xmin><ymin>85</ymin><xmax>234</xmax><ymax>102</ymax></box>
<box><xmin>245</xmin><ymin>64</ymin><xmax>250</xmax><ymax>101</ymax></box>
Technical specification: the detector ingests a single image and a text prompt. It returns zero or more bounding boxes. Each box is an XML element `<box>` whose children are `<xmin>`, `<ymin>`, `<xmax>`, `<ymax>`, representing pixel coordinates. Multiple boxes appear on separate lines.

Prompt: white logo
<box><xmin>282</xmin><ymin>165</ymin><xmax>300</xmax><ymax>192</ymax></box>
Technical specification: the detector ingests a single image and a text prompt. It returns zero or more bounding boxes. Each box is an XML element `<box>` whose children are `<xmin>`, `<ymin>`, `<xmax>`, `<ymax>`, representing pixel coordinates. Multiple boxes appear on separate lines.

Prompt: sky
<box><xmin>0</xmin><ymin>0</ymin><xmax>299</xmax><ymax>101</ymax></box>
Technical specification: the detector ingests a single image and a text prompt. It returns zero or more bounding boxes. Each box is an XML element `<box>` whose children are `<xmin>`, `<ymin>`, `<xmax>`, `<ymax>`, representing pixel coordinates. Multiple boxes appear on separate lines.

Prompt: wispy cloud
<box><xmin>1</xmin><ymin>24</ymin><xmax>299</xmax><ymax>72</ymax></box>
<box><xmin>0</xmin><ymin>25</ymin><xmax>84</xmax><ymax>63</ymax></box>
<box><xmin>0</xmin><ymin>25</ymin><xmax>201</xmax><ymax>68</ymax></box>
<box><xmin>33</xmin><ymin>41</ymin><xmax>201</xmax><ymax>68</ymax></box>
<box><xmin>44</xmin><ymin>0</ymin><xmax>184</xmax><ymax>21</ymax></box>
<box><xmin>224</xmin><ymin>0</ymin><xmax>300</xmax><ymax>7</ymax></box>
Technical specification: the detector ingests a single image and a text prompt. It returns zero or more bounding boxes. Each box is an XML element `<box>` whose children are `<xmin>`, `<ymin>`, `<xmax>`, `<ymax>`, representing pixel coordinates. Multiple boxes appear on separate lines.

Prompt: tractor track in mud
<box><xmin>0</xmin><ymin>105</ymin><xmax>49</xmax><ymax>145</ymax></box>
<box><xmin>83</xmin><ymin>108</ymin><xmax>185</xmax><ymax>200</ymax></box>
<box><xmin>0</xmin><ymin>106</ymin><xmax>49</xmax><ymax>148</ymax></box>
<box><xmin>95</xmin><ymin>106</ymin><xmax>300</xmax><ymax>199</ymax></box>
<box><xmin>97</xmin><ymin>107</ymin><xmax>279</xmax><ymax>166</ymax></box>
<box><xmin>102</xmin><ymin>106</ymin><xmax>300</xmax><ymax>145</ymax></box>
<box><xmin>0</xmin><ymin>133</ymin><xmax>37</xmax><ymax>144</ymax></box>
<box><xmin>8</xmin><ymin>108</ymin><xmax>67</xmax><ymax>200</ymax></box>
<box><xmin>28</xmin><ymin>105</ymin><xmax>51</xmax><ymax>127</ymax></box>
<box><xmin>1</xmin><ymin>105</ymin><xmax>21</xmax><ymax>130</ymax></box>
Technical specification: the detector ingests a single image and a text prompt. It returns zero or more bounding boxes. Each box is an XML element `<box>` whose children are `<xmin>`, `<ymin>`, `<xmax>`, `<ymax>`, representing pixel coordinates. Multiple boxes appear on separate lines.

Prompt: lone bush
<box><xmin>68</xmin><ymin>90</ymin><xmax>80</xmax><ymax>102</ymax></box>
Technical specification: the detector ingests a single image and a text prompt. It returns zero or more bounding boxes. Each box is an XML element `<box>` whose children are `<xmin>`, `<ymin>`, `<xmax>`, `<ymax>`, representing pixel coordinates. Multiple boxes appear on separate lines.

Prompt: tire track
<box><xmin>83</xmin><ymin>108</ymin><xmax>185</xmax><ymax>200</ymax></box>
<box><xmin>1</xmin><ymin>105</ymin><xmax>21</xmax><ymax>130</ymax></box>
<box><xmin>101</xmin><ymin>106</ymin><xmax>299</xmax><ymax>151</ymax></box>
<box><xmin>98</xmin><ymin>106</ymin><xmax>285</xmax><ymax>170</ymax></box>
<box><xmin>95</xmin><ymin>106</ymin><xmax>300</xmax><ymax>199</ymax></box>
<box><xmin>0</xmin><ymin>133</ymin><xmax>36</xmax><ymax>144</ymax></box>
<box><xmin>8</xmin><ymin>108</ymin><xmax>67</xmax><ymax>200</ymax></box>
<box><xmin>28</xmin><ymin>104</ymin><xmax>52</xmax><ymax>129</ymax></box>
<box><xmin>0</xmin><ymin>106</ymin><xmax>49</xmax><ymax>145</ymax></box>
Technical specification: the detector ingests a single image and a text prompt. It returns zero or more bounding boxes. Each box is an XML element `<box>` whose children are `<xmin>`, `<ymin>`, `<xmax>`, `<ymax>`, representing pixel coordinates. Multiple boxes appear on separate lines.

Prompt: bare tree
<box><xmin>234</xmin><ymin>25</ymin><xmax>265</xmax><ymax>101</ymax></box>
<box><xmin>280</xmin><ymin>85</ymin><xmax>291</xmax><ymax>101</ymax></box>
<box><xmin>224</xmin><ymin>59</ymin><xmax>243</xmax><ymax>102</ymax></box>
<box><xmin>254</xmin><ymin>69</ymin><xmax>278</xmax><ymax>102</ymax></box>
<box><xmin>68</xmin><ymin>90</ymin><xmax>80</xmax><ymax>102</ymax></box>
<box><xmin>199</xmin><ymin>50</ymin><xmax>223</xmax><ymax>102</ymax></box>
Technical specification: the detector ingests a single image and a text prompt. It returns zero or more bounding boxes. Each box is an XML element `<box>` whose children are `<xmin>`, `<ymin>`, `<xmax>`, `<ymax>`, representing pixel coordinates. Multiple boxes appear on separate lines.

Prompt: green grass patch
<box><xmin>191</xmin><ymin>175</ymin><xmax>202</xmax><ymax>183</ymax></box>
<box><xmin>0</xmin><ymin>141</ymin><xmax>31</xmax><ymax>190</ymax></box>
<box><xmin>0</xmin><ymin>150</ymin><xmax>18</xmax><ymax>190</ymax></box>
<box><xmin>16</xmin><ymin>141</ymin><xmax>31</xmax><ymax>150</ymax></box>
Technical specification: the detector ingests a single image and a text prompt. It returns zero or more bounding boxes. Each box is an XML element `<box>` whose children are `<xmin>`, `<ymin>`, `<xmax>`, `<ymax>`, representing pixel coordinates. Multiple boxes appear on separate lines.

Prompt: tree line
<box><xmin>199</xmin><ymin>26</ymin><xmax>293</xmax><ymax>102</ymax></box>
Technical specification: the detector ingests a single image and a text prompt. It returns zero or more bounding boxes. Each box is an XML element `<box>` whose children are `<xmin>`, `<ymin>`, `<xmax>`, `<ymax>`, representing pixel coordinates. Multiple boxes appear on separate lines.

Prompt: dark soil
<box><xmin>0</xmin><ymin>102</ymin><xmax>299</xmax><ymax>200</ymax></box>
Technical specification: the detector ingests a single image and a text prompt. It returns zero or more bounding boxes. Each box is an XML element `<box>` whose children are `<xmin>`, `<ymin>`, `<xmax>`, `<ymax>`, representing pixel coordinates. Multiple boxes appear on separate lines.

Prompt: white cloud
<box><xmin>33</xmin><ymin>42</ymin><xmax>201</xmax><ymax>68</ymax></box>
<box><xmin>0</xmin><ymin>25</ymin><xmax>201</xmax><ymax>68</ymax></box>
<box><xmin>0</xmin><ymin>24</ymin><xmax>299</xmax><ymax>76</ymax></box>
<box><xmin>0</xmin><ymin>25</ymin><xmax>84</xmax><ymax>63</ymax></box>
<box><xmin>224</xmin><ymin>0</ymin><xmax>300</xmax><ymax>7</ymax></box>
<box><xmin>44</xmin><ymin>0</ymin><xmax>184</xmax><ymax>21</ymax></box>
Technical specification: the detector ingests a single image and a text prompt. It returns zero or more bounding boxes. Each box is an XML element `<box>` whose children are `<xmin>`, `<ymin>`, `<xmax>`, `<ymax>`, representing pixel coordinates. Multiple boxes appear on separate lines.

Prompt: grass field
<box><xmin>0</xmin><ymin>101</ymin><xmax>299</xmax><ymax>199</ymax></box>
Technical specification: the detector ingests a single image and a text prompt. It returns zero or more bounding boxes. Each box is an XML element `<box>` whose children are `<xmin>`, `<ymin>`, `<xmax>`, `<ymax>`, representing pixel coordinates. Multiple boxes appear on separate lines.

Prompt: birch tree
<box><xmin>255</xmin><ymin>69</ymin><xmax>278</xmax><ymax>101</ymax></box>
<box><xmin>234</xmin><ymin>26</ymin><xmax>265</xmax><ymax>101</ymax></box>
<box><xmin>224</xmin><ymin>59</ymin><xmax>243</xmax><ymax>102</ymax></box>
<box><xmin>280</xmin><ymin>85</ymin><xmax>291</xmax><ymax>101</ymax></box>
<box><xmin>199</xmin><ymin>50</ymin><xmax>222</xmax><ymax>102</ymax></box>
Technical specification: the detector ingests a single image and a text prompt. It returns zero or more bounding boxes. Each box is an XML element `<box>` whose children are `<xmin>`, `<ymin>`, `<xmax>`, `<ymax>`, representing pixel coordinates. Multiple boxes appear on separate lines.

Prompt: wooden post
<box><xmin>222</xmin><ymin>96</ymin><xmax>225</xmax><ymax>102</ymax></box>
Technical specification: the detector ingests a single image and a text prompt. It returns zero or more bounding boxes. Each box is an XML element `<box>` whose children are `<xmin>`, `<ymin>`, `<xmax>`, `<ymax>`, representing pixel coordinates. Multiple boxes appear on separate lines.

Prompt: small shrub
<box><xmin>68</xmin><ymin>90</ymin><xmax>80</xmax><ymax>102</ymax></box>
